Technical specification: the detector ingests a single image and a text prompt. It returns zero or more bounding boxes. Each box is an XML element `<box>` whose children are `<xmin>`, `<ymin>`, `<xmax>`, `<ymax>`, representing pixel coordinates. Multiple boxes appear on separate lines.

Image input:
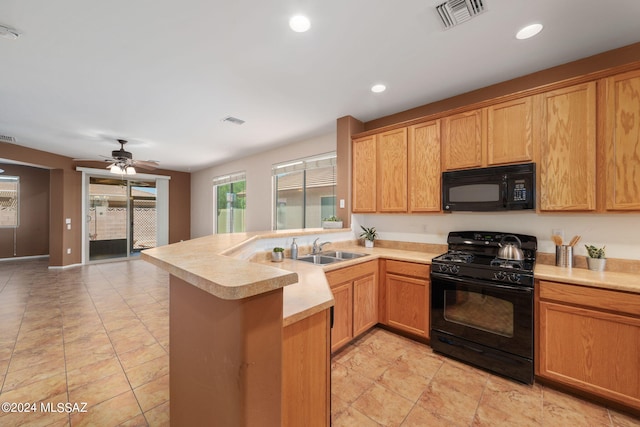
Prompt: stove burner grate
<box><xmin>441</xmin><ymin>251</ymin><xmax>475</xmax><ymax>263</ymax></box>
<box><xmin>490</xmin><ymin>258</ymin><xmax>524</xmax><ymax>269</ymax></box>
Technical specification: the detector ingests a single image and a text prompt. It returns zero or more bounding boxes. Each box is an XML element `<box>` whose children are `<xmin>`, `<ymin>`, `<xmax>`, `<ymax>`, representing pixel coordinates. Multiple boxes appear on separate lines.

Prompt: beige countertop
<box><xmin>142</xmin><ymin>230</ymin><xmax>640</xmax><ymax>327</ymax></box>
<box><xmin>533</xmin><ymin>263</ymin><xmax>640</xmax><ymax>294</ymax></box>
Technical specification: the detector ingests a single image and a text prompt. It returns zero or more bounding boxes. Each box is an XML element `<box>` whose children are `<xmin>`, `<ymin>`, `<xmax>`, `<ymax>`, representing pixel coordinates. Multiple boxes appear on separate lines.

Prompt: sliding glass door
<box><xmin>88</xmin><ymin>177</ymin><xmax>156</xmax><ymax>261</ymax></box>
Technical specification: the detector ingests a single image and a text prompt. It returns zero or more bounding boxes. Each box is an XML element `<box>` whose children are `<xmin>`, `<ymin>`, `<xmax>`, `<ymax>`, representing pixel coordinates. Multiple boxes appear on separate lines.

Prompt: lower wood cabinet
<box><xmin>325</xmin><ymin>260</ymin><xmax>378</xmax><ymax>352</ymax></box>
<box><xmin>537</xmin><ymin>280</ymin><xmax>640</xmax><ymax>411</ymax></box>
<box><xmin>381</xmin><ymin>260</ymin><xmax>430</xmax><ymax>339</ymax></box>
<box><xmin>282</xmin><ymin>309</ymin><xmax>331</xmax><ymax>426</ymax></box>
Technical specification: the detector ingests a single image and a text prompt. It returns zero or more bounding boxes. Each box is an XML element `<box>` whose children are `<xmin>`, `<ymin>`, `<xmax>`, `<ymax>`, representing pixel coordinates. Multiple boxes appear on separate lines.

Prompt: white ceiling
<box><xmin>1</xmin><ymin>0</ymin><xmax>639</xmax><ymax>172</ymax></box>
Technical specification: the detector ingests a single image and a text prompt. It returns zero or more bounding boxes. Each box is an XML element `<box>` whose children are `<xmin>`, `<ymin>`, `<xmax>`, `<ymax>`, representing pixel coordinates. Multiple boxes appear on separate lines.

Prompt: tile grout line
<box><xmin>78</xmin><ymin>266</ymin><xmax>148</xmax><ymax>423</ymax></box>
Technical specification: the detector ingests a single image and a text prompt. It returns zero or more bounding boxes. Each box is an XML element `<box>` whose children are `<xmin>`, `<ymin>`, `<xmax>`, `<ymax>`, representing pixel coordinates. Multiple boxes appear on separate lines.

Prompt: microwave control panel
<box><xmin>512</xmin><ymin>179</ymin><xmax>527</xmax><ymax>201</ymax></box>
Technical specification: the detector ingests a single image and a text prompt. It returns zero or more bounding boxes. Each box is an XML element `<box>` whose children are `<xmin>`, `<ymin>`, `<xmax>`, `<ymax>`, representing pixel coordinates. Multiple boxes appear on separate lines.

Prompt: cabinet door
<box><xmin>330</xmin><ymin>281</ymin><xmax>353</xmax><ymax>352</ymax></box>
<box><xmin>604</xmin><ymin>70</ymin><xmax>640</xmax><ymax>210</ymax></box>
<box><xmin>282</xmin><ymin>309</ymin><xmax>330</xmax><ymax>426</ymax></box>
<box><xmin>409</xmin><ymin>121</ymin><xmax>441</xmax><ymax>212</ymax></box>
<box><xmin>540</xmin><ymin>82</ymin><xmax>596</xmax><ymax>210</ymax></box>
<box><xmin>352</xmin><ymin>135</ymin><xmax>377</xmax><ymax>213</ymax></box>
<box><xmin>386</xmin><ymin>273</ymin><xmax>429</xmax><ymax>338</ymax></box>
<box><xmin>377</xmin><ymin>128</ymin><xmax>408</xmax><ymax>212</ymax></box>
<box><xmin>487</xmin><ymin>96</ymin><xmax>534</xmax><ymax>165</ymax></box>
<box><xmin>442</xmin><ymin>109</ymin><xmax>484</xmax><ymax>170</ymax></box>
<box><xmin>539</xmin><ymin>301</ymin><xmax>640</xmax><ymax>409</ymax></box>
<box><xmin>353</xmin><ymin>273</ymin><xmax>378</xmax><ymax>337</ymax></box>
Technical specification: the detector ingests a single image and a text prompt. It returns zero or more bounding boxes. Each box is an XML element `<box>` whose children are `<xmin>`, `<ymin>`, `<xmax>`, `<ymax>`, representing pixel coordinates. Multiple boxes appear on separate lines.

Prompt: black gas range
<box><xmin>430</xmin><ymin>231</ymin><xmax>538</xmax><ymax>384</ymax></box>
<box><xmin>431</xmin><ymin>231</ymin><xmax>537</xmax><ymax>287</ymax></box>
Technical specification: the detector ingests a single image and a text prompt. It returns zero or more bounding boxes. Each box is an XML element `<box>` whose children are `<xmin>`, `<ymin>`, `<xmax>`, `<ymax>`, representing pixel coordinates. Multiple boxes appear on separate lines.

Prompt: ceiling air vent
<box><xmin>221</xmin><ymin>116</ymin><xmax>245</xmax><ymax>126</ymax></box>
<box><xmin>0</xmin><ymin>134</ymin><xmax>16</xmax><ymax>143</ymax></box>
<box><xmin>436</xmin><ymin>0</ymin><xmax>486</xmax><ymax>29</ymax></box>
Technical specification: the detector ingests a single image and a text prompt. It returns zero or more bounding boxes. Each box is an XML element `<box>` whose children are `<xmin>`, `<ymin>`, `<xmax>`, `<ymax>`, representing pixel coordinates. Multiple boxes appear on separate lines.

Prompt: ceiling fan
<box><xmin>75</xmin><ymin>139</ymin><xmax>159</xmax><ymax>175</ymax></box>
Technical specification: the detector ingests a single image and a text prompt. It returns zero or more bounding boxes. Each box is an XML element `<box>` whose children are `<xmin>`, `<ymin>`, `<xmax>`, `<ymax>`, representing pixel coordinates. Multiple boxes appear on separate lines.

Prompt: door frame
<box><xmin>77</xmin><ymin>167</ymin><xmax>170</xmax><ymax>264</ymax></box>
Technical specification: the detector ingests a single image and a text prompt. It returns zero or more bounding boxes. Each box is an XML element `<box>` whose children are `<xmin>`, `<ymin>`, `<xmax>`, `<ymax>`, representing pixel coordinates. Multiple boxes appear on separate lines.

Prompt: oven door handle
<box><xmin>431</xmin><ymin>272</ymin><xmax>533</xmax><ymax>294</ymax></box>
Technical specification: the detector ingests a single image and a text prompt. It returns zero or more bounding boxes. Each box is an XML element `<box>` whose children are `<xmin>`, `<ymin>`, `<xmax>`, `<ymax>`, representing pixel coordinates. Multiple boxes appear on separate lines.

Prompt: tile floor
<box><xmin>1</xmin><ymin>258</ymin><xmax>639</xmax><ymax>426</ymax></box>
<box><xmin>332</xmin><ymin>328</ymin><xmax>640</xmax><ymax>426</ymax></box>
<box><xmin>0</xmin><ymin>258</ymin><xmax>170</xmax><ymax>426</ymax></box>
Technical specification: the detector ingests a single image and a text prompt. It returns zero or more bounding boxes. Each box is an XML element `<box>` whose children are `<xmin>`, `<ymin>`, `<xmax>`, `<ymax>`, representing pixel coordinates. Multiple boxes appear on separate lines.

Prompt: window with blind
<box><xmin>0</xmin><ymin>176</ymin><xmax>19</xmax><ymax>228</ymax></box>
<box><xmin>273</xmin><ymin>153</ymin><xmax>336</xmax><ymax>230</ymax></box>
<box><xmin>213</xmin><ymin>172</ymin><xmax>246</xmax><ymax>234</ymax></box>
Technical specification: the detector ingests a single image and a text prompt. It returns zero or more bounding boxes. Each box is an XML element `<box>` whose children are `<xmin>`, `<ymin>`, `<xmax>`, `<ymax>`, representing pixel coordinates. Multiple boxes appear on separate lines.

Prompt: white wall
<box><xmin>353</xmin><ymin>212</ymin><xmax>640</xmax><ymax>260</ymax></box>
<box><xmin>191</xmin><ymin>132</ymin><xmax>336</xmax><ymax>238</ymax></box>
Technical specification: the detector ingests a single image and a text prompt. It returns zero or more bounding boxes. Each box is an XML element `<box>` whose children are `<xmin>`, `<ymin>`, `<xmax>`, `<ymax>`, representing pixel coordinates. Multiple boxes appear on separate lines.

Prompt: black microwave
<box><xmin>442</xmin><ymin>163</ymin><xmax>535</xmax><ymax>212</ymax></box>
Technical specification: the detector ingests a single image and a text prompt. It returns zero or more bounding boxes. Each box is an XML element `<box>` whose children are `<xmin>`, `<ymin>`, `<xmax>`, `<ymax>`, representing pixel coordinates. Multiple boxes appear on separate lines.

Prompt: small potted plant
<box><xmin>322</xmin><ymin>215</ymin><xmax>343</xmax><ymax>229</ymax></box>
<box><xmin>359</xmin><ymin>226</ymin><xmax>378</xmax><ymax>248</ymax></box>
<box><xmin>272</xmin><ymin>247</ymin><xmax>285</xmax><ymax>262</ymax></box>
<box><xmin>585</xmin><ymin>244</ymin><xmax>606</xmax><ymax>271</ymax></box>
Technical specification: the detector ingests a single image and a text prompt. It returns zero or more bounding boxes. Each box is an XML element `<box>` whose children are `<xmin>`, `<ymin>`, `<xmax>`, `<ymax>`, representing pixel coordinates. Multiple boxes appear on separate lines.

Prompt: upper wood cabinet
<box><xmin>604</xmin><ymin>69</ymin><xmax>640</xmax><ymax>210</ymax></box>
<box><xmin>377</xmin><ymin>128</ymin><xmax>408</xmax><ymax>212</ymax></box>
<box><xmin>352</xmin><ymin>134</ymin><xmax>377</xmax><ymax>213</ymax></box>
<box><xmin>539</xmin><ymin>82</ymin><xmax>597</xmax><ymax>211</ymax></box>
<box><xmin>442</xmin><ymin>97</ymin><xmax>535</xmax><ymax>171</ymax></box>
<box><xmin>409</xmin><ymin>121</ymin><xmax>441</xmax><ymax>212</ymax></box>
<box><xmin>487</xmin><ymin>96</ymin><xmax>534</xmax><ymax>165</ymax></box>
<box><xmin>442</xmin><ymin>109</ymin><xmax>484</xmax><ymax>170</ymax></box>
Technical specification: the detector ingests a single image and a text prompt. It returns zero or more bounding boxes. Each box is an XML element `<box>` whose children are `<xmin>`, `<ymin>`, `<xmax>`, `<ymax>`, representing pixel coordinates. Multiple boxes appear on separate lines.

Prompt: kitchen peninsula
<box><xmin>141</xmin><ymin>229</ymin><xmax>344</xmax><ymax>426</ymax></box>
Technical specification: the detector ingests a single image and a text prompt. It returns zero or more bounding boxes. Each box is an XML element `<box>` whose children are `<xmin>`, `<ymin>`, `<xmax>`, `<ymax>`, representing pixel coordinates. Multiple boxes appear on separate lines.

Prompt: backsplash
<box><xmin>352</xmin><ymin>212</ymin><xmax>640</xmax><ymax>261</ymax></box>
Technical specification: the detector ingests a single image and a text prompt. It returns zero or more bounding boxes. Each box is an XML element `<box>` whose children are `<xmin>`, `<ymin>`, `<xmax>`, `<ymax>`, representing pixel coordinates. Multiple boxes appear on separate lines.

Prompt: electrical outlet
<box><xmin>67</xmin><ymin>248</ymin><xmax>71</xmax><ymax>254</ymax></box>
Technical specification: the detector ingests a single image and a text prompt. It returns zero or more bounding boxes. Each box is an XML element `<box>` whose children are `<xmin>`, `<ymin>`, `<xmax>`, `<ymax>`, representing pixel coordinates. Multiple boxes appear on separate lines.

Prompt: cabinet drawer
<box><xmin>539</xmin><ymin>280</ymin><xmax>640</xmax><ymax>317</ymax></box>
<box><xmin>385</xmin><ymin>260</ymin><xmax>430</xmax><ymax>278</ymax></box>
<box><xmin>326</xmin><ymin>260</ymin><xmax>377</xmax><ymax>287</ymax></box>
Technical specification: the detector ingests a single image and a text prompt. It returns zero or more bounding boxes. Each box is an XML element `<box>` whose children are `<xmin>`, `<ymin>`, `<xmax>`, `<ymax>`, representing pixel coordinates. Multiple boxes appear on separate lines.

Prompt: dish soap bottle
<box><xmin>291</xmin><ymin>238</ymin><xmax>298</xmax><ymax>260</ymax></box>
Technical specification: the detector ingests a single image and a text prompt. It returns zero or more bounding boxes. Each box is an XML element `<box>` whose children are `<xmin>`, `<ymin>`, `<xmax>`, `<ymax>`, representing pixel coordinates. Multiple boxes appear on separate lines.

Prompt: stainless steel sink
<box><xmin>320</xmin><ymin>251</ymin><xmax>368</xmax><ymax>260</ymax></box>
<box><xmin>296</xmin><ymin>251</ymin><xmax>368</xmax><ymax>265</ymax></box>
<box><xmin>296</xmin><ymin>254</ymin><xmax>342</xmax><ymax>265</ymax></box>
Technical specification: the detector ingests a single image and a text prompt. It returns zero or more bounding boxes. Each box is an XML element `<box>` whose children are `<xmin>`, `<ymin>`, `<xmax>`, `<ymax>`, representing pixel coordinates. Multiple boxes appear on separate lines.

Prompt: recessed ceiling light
<box><xmin>289</xmin><ymin>15</ymin><xmax>311</xmax><ymax>33</ymax></box>
<box><xmin>371</xmin><ymin>84</ymin><xmax>386</xmax><ymax>93</ymax></box>
<box><xmin>516</xmin><ymin>23</ymin><xmax>543</xmax><ymax>40</ymax></box>
<box><xmin>0</xmin><ymin>24</ymin><xmax>20</xmax><ymax>40</ymax></box>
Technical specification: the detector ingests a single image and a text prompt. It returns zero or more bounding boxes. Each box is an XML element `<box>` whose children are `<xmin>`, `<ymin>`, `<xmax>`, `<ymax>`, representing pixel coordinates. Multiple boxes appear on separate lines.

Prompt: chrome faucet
<box><xmin>312</xmin><ymin>238</ymin><xmax>331</xmax><ymax>254</ymax></box>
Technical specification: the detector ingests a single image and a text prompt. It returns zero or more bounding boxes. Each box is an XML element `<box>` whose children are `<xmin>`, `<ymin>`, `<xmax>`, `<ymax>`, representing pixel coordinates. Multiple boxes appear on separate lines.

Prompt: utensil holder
<box><xmin>555</xmin><ymin>245</ymin><xmax>573</xmax><ymax>268</ymax></box>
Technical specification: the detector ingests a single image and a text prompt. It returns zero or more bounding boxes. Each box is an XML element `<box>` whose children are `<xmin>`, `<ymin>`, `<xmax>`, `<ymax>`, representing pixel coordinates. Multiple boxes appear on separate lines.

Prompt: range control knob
<box><xmin>493</xmin><ymin>271</ymin><xmax>506</xmax><ymax>281</ymax></box>
<box><xmin>450</xmin><ymin>265</ymin><xmax>460</xmax><ymax>274</ymax></box>
<box><xmin>508</xmin><ymin>273</ymin><xmax>521</xmax><ymax>283</ymax></box>
<box><xmin>439</xmin><ymin>264</ymin><xmax>448</xmax><ymax>273</ymax></box>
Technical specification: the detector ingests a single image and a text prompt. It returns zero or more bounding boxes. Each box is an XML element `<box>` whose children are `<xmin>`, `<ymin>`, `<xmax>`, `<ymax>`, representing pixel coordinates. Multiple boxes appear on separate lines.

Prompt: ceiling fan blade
<box><xmin>132</xmin><ymin>160</ymin><xmax>159</xmax><ymax>170</ymax></box>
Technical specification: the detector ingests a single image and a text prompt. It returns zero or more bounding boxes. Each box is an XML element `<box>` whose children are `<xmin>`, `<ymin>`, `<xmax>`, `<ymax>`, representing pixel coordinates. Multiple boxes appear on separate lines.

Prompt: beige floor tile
<box><xmin>124</xmin><ymin>354</ymin><xmax>169</xmax><ymax>389</ymax></box>
<box><xmin>375</xmin><ymin>359</ymin><xmax>433</xmax><ymax>402</ymax></box>
<box><xmin>2</xmin><ymin>358</ymin><xmax>66</xmax><ymax>393</ymax></box>
<box><xmin>0</xmin><ymin>392</ymin><xmax>70</xmax><ymax>427</ymax></box>
<box><xmin>68</xmin><ymin>370</ymin><xmax>131</xmax><ymax>409</ymax></box>
<box><xmin>0</xmin><ymin>372</ymin><xmax>67</xmax><ymax>404</ymax></box>
<box><xmin>66</xmin><ymin>357</ymin><xmax>126</xmax><ymax>390</ymax></box>
<box><xmin>609</xmin><ymin>409</ymin><xmax>640</xmax><ymax>427</ymax></box>
<box><xmin>352</xmin><ymin>383</ymin><xmax>415</xmax><ymax>426</ymax></box>
<box><xmin>402</xmin><ymin>404</ymin><xmax>466</xmax><ymax>427</ymax></box>
<box><xmin>332</xmin><ymin>406</ymin><xmax>381</xmax><ymax>427</ymax></box>
<box><xmin>417</xmin><ymin>379</ymin><xmax>484</xmax><ymax>426</ymax></box>
<box><xmin>338</xmin><ymin>346</ymin><xmax>393</xmax><ymax>381</ymax></box>
<box><xmin>543</xmin><ymin>387</ymin><xmax>613</xmax><ymax>426</ymax></box>
<box><xmin>69</xmin><ymin>390</ymin><xmax>142</xmax><ymax>427</ymax></box>
<box><xmin>118</xmin><ymin>342</ymin><xmax>167</xmax><ymax>372</ymax></box>
<box><xmin>8</xmin><ymin>345</ymin><xmax>66</xmax><ymax>373</ymax></box>
<box><xmin>331</xmin><ymin>362</ymin><xmax>376</xmax><ymax>404</ymax></box>
<box><xmin>133</xmin><ymin>374</ymin><xmax>169</xmax><ymax>412</ymax></box>
<box><xmin>144</xmin><ymin>400</ymin><xmax>170</xmax><ymax>427</ymax></box>
<box><xmin>118</xmin><ymin>413</ymin><xmax>149</xmax><ymax>426</ymax></box>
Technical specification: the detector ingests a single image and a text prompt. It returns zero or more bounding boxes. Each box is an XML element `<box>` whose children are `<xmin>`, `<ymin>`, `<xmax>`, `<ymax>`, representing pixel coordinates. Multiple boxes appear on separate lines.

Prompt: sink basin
<box><xmin>296</xmin><ymin>255</ymin><xmax>342</xmax><ymax>265</ymax></box>
<box><xmin>320</xmin><ymin>251</ymin><xmax>368</xmax><ymax>260</ymax></box>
